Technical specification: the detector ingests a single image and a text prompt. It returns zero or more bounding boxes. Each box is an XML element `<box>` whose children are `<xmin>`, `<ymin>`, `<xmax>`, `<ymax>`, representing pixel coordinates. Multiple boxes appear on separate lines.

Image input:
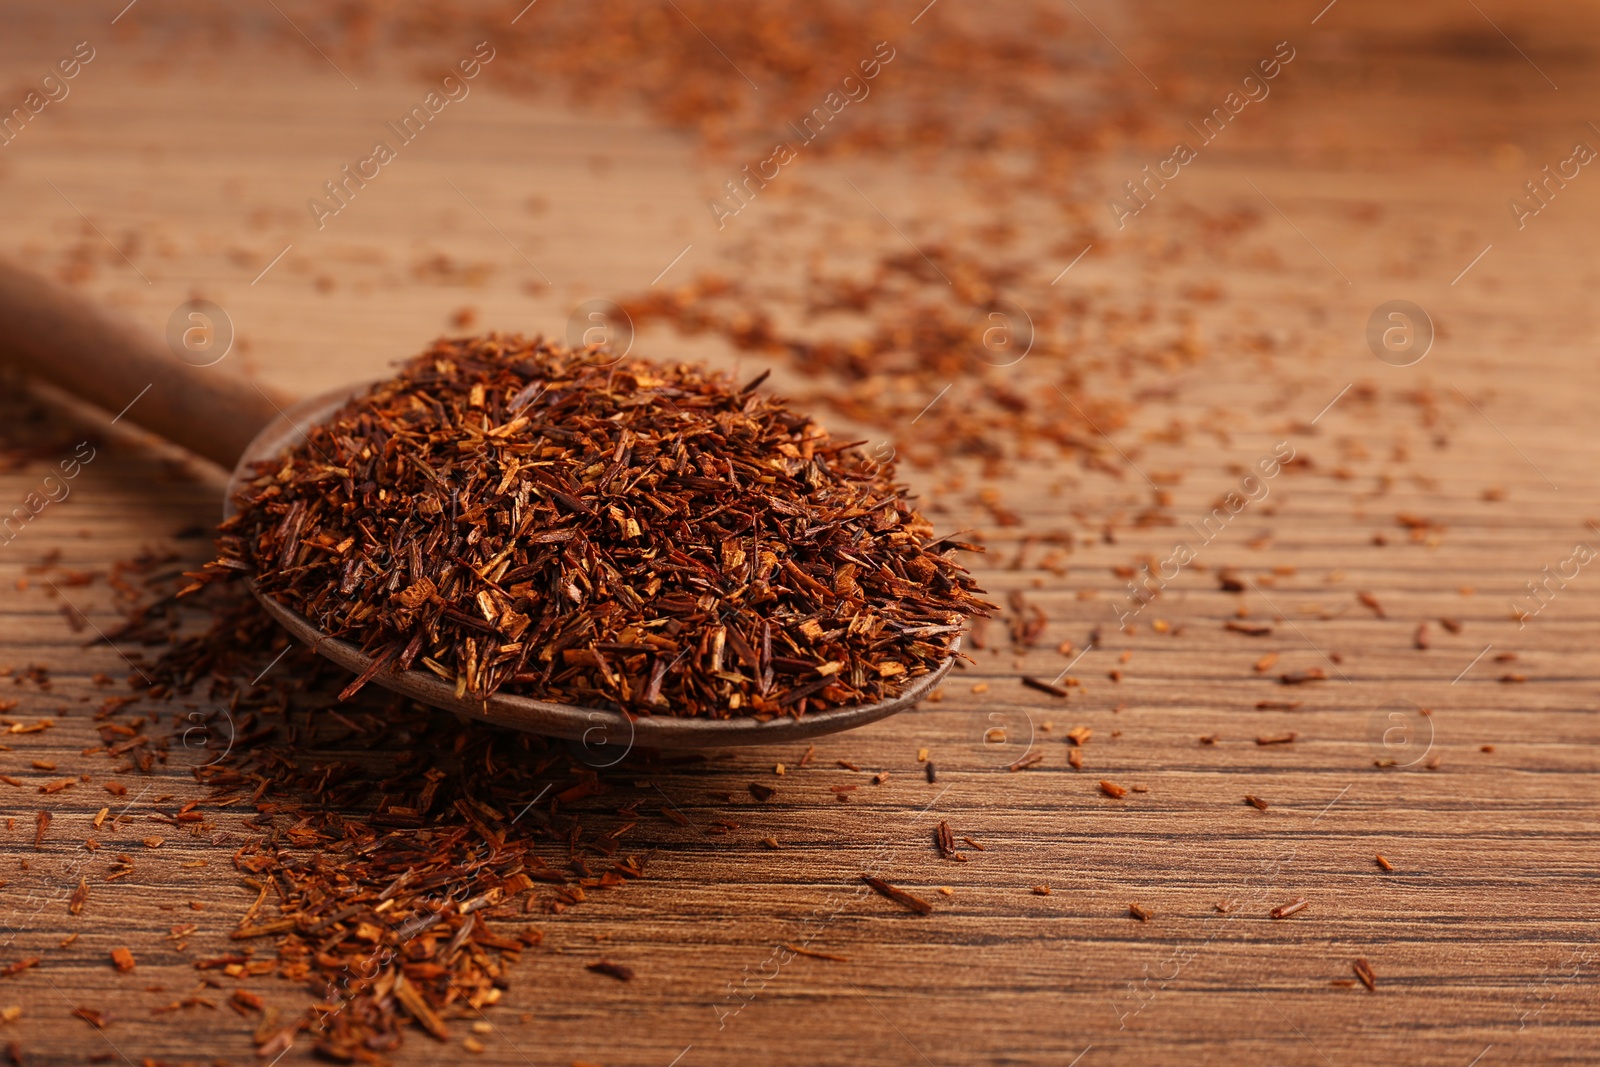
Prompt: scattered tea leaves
<box><xmin>861</xmin><ymin>875</ymin><xmax>933</xmax><ymax>915</ymax></box>
<box><xmin>586</xmin><ymin>961</ymin><xmax>635</xmax><ymax>982</ymax></box>
<box><xmin>1021</xmin><ymin>676</ymin><xmax>1069</xmax><ymax>698</ymax></box>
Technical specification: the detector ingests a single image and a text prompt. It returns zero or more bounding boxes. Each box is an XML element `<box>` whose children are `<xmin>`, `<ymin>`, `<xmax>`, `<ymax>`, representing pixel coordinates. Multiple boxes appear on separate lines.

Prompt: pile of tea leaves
<box><xmin>197</xmin><ymin>336</ymin><xmax>986</xmax><ymax>717</ymax></box>
<box><xmin>97</xmin><ymin>570</ymin><xmax>660</xmax><ymax>1061</ymax></box>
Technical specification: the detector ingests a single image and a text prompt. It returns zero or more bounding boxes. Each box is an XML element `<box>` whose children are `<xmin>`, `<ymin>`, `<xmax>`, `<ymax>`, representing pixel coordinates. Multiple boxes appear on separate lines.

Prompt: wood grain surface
<box><xmin>0</xmin><ymin>3</ymin><xmax>1597</xmax><ymax>1065</ymax></box>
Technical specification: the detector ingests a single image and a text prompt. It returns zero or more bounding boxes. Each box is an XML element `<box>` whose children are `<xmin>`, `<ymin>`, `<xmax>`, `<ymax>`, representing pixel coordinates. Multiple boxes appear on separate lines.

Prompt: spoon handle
<box><xmin>0</xmin><ymin>258</ymin><xmax>288</xmax><ymax>468</ymax></box>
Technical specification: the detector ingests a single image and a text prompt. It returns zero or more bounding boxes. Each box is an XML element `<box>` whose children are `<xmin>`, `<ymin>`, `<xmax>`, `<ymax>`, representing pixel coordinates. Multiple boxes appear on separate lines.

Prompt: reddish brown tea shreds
<box><xmin>616</xmin><ymin>265</ymin><xmax>1148</xmax><ymax>478</ymax></box>
<box><xmin>127</xmin><ymin>1</ymin><xmax>1144</xmax><ymax>176</ymax></box>
<box><xmin>197</xmin><ymin>336</ymin><xmax>986</xmax><ymax>717</ymax></box>
<box><xmin>122</xmin><ymin>583</ymin><xmax>657</xmax><ymax>1062</ymax></box>
<box><xmin>861</xmin><ymin>875</ymin><xmax>934</xmax><ymax>915</ymax></box>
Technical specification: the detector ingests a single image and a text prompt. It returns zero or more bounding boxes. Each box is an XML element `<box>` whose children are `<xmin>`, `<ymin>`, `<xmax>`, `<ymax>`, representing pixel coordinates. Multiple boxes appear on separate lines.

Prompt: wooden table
<box><xmin>0</xmin><ymin>4</ymin><xmax>1596</xmax><ymax>1064</ymax></box>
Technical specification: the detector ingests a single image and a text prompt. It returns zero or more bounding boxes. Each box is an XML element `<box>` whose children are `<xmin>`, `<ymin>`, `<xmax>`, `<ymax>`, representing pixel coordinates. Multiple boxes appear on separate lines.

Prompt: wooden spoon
<box><xmin>0</xmin><ymin>260</ymin><xmax>954</xmax><ymax>751</ymax></box>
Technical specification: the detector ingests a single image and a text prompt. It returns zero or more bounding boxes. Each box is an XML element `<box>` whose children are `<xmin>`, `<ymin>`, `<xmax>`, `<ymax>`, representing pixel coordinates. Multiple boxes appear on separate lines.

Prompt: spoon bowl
<box><xmin>223</xmin><ymin>387</ymin><xmax>956</xmax><ymax>750</ymax></box>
